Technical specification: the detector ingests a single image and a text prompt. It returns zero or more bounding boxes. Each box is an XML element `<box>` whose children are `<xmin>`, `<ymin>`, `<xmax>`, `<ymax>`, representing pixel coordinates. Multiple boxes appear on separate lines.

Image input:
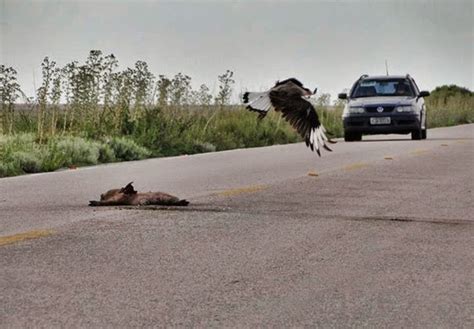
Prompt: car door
<box><xmin>410</xmin><ymin>78</ymin><xmax>426</xmax><ymax>129</ymax></box>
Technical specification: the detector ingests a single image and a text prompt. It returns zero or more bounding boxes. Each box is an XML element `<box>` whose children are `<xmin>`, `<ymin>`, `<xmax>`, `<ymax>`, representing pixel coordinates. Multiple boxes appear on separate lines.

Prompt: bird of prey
<box><xmin>243</xmin><ymin>78</ymin><xmax>335</xmax><ymax>156</ymax></box>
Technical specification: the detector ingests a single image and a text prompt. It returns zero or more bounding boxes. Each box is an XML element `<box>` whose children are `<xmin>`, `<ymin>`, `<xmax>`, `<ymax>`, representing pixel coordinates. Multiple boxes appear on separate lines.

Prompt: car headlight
<box><xmin>395</xmin><ymin>106</ymin><xmax>414</xmax><ymax>113</ymax></box>
<box><xmin>347</xmin><ymin>106</ymin><xmax>365</xmax><ymax>114</ymax></box>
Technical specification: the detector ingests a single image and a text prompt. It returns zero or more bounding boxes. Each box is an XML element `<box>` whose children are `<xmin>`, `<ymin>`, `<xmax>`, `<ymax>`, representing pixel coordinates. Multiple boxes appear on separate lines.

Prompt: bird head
<box><xmin>303</xmin><ymin>87</ymin><xmax>318</xmax><ymax>99</ymax></box>
<box><xmin>302</xmin><ymin>87</ymin><xmax>313</xmax><ymax>97</ymax></box>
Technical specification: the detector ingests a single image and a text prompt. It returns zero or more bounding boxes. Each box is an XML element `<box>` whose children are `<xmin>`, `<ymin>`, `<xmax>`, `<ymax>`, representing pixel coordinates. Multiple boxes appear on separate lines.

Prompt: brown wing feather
<box><xmin>269</xmin><ymin>87</ymin><xmax>332</xmax><ymax>155</ymax></box>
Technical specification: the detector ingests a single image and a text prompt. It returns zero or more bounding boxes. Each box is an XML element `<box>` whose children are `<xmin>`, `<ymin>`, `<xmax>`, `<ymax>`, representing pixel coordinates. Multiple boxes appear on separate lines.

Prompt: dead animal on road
<box><xmin>243</xmin><ymin>78</ymin><xmax>336</xmax><ymax>156</ymax></box>
<box><xmin>89</xmin><ymin>182</ymin><xmax>189</xmax><ymax>207</ymax></box>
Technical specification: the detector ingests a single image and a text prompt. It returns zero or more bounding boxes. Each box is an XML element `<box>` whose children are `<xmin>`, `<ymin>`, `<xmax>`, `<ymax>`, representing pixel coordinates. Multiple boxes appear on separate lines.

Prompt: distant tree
<box><xmin>429</xmin><ymin>85</ymin><xmax>473</xmax><ymax>104</ymax></box>
<box><xmin>193</xmin><ymin>84</ymin><xmax>213</xmax><ymax>106</ymax></box>
<box><xmin>333</xmin><ymin>98</ymin><xmax>346</xmax><ymax>108</ymax></box>
<box><xmin>49</xmin><ymin>67</ymin><xmax>62</xmax><ymax>135</ymax></box>
<box><xmin>315</xmin><ymin>93</ymin><xmax>331</xmax><ymax>107</ymax></box>
<box><xmin>0</xmin><ymin>65</ymin><xmax>21</xmax><ymax>134</ymax></box>
<box><xmin>156</xmin><ymin>75</ymin><xmax>171</xmax><ymax>107</ymax></box>
<box><xmin>132</xmin><ymin>60</ymin><xmax>155</xmax><ymax>109</ymax></box>
<box><xmin>36</xmin><ymin>57</ymin><xmax>57</xmax><ymax>141</ymax></box>
<box><xmin>102</xmin><ymin>54</ymin><xmax>118</xmax><ymax>111</ymax></box>
<box><xmin>170</xmin><ymin>73</ymin><xmax>192</xmax><ymax>106</ymax></box>
<box><xmin>215</xmin><ymin>70</ymin><xmax>235</xmax><ymax>106</ymax></box>
<box><xmin>85</xmin><ymin>50</ymin><xmax>104</xmax><ymax>108</ymax></box>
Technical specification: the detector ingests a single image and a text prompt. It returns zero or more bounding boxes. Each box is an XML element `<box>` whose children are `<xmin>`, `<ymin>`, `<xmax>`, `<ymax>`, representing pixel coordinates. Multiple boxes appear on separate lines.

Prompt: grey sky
<box><xmin>1</xmin><ymin>0</ymin><xmax>473</xmax><ymax>102</ymax></box>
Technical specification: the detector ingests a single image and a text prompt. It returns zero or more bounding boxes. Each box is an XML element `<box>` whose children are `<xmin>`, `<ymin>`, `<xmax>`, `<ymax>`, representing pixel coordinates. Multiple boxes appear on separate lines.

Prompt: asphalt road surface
<box><xmin>1</xmin><ymin>124</ymin><xmax>473</xmax><ymax>328</ymax></box>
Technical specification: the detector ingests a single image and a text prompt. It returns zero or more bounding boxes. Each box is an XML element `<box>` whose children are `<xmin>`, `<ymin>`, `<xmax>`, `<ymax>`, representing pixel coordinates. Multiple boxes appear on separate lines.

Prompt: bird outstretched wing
<box><xmin>243</xmin><ymin>78</ymin><xmax>335</xmax><ymax>155</ymax></box>
<box><xmin>275</xmin><ymin>95</ymin><xmax>332</xmax><ymax>156</ymax></box>
<box><xmin>242</xmin><ymin>91</ymin><xmax>272</xmax><ymax>119</ymax></box>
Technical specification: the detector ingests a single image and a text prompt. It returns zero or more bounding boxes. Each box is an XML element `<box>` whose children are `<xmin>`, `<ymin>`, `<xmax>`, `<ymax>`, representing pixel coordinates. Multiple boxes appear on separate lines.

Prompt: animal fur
<box><xmin>89</xmin><ymin>182</ymin><xmax>189</xmax><ymax>207</ymax></box>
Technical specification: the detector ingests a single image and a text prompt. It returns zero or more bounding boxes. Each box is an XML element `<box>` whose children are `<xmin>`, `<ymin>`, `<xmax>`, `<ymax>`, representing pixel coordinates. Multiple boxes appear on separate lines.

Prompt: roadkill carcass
<box><xmin>89</xmin><ymin>182</ymin><xmax>189</xmax><ymax>207</ymax></box>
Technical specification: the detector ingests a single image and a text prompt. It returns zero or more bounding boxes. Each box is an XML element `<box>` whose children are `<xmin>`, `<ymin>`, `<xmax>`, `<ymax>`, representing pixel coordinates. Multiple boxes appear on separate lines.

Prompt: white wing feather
<box><xmin>243</xmin><ymin>91</ymin><xmax>272</xmax><ymax>113</ymax></box>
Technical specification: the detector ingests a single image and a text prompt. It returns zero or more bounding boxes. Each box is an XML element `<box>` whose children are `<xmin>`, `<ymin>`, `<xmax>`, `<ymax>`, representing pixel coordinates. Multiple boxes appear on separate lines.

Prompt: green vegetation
<box><xmin>0</xmin><ymin>51</ymin><xmax>471</xmax><ymax>178</ymax></box>
<box><xmin>0</xmin><ymin>107</ymin><xmax>313</xmax><ymax>177</ymax></box>
<box><xmin>0</xmin><ymin>134</ymin><xmax>151</xmax><ymax>177</ymax></box>
<box><xmin>425</xmin><ymin>85</ymin><xmax>474</xmax><ymax>127</ymax></box>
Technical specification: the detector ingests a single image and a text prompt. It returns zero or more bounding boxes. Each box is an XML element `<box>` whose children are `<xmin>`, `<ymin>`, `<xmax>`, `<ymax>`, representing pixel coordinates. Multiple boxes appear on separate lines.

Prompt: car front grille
<box><xmin>398</xmin><ymin>119</ymin><xmax>416</xmax><ymax>125</ymax></box>
<box><xmin>347</xmin><ymin>121</ymin><xmax>364</xmax><ymax>126</ymax></box>
<box><xmin>365</xmin><ymin>106</ymin><xmax>395</xmax><ymax>113</ymax></box>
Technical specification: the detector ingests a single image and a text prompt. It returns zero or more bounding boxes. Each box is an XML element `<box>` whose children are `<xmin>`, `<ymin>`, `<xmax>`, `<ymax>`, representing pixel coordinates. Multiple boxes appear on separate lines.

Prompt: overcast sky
<box><xmin>1</xmin><ymin>0</ymin><xmax>473</xmax><ymax>102</ymax></box>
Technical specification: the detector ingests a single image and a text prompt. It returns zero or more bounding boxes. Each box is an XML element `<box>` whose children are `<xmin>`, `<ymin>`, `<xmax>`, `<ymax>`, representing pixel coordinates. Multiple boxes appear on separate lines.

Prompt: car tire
<box><xmin>411</xmin><ymin>128</ymin><xmax>422</xmax><ymax>140</ymax></box>
<box><xmin>344</xmin><ymin>132</ymin><xmax>362</xmax><ymax>142</ymax></box>
<box><xmin>421</xmin><ymin>115</ymin><xmax>427</xmax><ymax>139</ymax></box>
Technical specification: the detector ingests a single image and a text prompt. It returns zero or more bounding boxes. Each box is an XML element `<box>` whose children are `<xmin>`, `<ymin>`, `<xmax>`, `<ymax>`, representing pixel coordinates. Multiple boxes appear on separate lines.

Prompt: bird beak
<box><xmin>313</xmin><ymin>87</ymin><xmax>318</xmax><ymax>95</ymax></box>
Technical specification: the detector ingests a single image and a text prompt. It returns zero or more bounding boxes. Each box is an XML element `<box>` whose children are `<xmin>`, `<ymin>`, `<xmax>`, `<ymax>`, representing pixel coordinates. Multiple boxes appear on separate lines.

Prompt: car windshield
<box><xmin>352</xmin><ymin>79</ymin><xmax>414</xmax><ymax>98</ymax></box>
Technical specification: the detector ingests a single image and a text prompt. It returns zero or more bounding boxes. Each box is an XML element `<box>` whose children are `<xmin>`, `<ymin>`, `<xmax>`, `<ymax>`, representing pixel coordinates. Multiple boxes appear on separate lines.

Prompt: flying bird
<box><xmin>243</xmin><ymin>78</ymin><xmax>335</xmax><ymax>155</ymax></box>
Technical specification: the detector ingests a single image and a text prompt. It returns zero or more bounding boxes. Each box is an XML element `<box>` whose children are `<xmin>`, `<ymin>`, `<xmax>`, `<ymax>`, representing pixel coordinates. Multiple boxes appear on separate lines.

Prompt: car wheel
<box><xmin>344</xmin><ymin>132</ymin><xmax>362</xmax><ymax>142</ymax></box>
<box><xmin>411</xmin><ymin>127</ymin><xmax>422</xmax><ymax>140</ymax></box>
<box><xmin>421</xmin><ymin>115</ymin><xmax>427</xmax><ymax>139</ymax></box>
<box><xmin>344</xmin><ymin>132</ymin><xmax>354</xmax><ymax>142</ymax></box>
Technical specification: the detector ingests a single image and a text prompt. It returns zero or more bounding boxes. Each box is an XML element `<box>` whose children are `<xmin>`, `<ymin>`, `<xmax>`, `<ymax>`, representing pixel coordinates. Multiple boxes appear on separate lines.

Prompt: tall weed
<box><xmin>0</xmin><ymin>51</ymin><xmax>472</xmax><ymax>178</ymax></box>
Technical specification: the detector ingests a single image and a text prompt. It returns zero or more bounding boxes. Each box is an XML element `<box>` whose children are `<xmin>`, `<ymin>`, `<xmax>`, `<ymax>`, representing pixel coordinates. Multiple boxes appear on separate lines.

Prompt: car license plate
<box><xmin>370</xmin><ymin>117</ymin><xmax>391</xmax><ymax>125</ymax></box>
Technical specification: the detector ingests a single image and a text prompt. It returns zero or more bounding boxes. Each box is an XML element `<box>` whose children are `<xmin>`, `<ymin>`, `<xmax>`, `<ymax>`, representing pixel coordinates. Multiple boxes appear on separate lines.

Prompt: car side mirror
<box><xmin>419</xmin><ymin>91</ymin><xmax>430</xmax><ymax>97</ymax></box>
<box><xmin>338</xmin><ymin>93</ymin><xmax>347</xmax><ymax>100</ymax></box>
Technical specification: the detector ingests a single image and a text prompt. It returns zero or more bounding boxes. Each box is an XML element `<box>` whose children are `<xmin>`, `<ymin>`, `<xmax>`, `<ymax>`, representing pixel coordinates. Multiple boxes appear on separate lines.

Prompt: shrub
<box><xmin>107</xmin><ymin>137</ymin><xmax>150</xmax><ymax>161</ymax></box>
<box><xmin>55</xmin><ymin>136</ymin><xmax>101</xmax><ymax>166</ymax></box>
<box><xmin>97</xmin><ymin>143</ymin><xmax>116</xmax><ymax>163</ymax></box>
<box><xmin>0</xmin><ymin>134</ymin><xmax>42</xmax><ymax>176</ymax></box>
<box><xmin>192</xmin><ymin>141</ymin><xmax>216</xmax><ymax>153</ymax></box>
<box><xmin>426</xmin><ymin>86</ymin><xmax>474</xmax><ymax>128</ymax></box>
<box><xmin>9</xmin><ymin>151</ymin><xmax>42</xmax><ymax>173</ymax></box>
<box><xmin>0</xmin><ymin>161</ymin><xmax>21</xmax><ymax>177</ymax></box>
<box><xmin>40</xmin><ymin>138</ymin><xmax>69</xmax><ymax>171</ymax></box>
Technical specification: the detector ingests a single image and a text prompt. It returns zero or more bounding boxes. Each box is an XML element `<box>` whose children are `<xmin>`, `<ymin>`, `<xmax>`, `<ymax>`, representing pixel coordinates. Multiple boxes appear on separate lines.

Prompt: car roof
<box><xmin>362</xmin><ymin>75</ymin><xmax>409</xmax><ymax>80</ymax></box>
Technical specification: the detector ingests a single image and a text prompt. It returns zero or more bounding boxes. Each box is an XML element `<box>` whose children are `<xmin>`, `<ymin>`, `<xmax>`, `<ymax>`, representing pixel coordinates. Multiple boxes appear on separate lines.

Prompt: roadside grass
<box><xmin>426</xmin><ymin>94</ymin><xmax>474</xmax><ymax>128</ymax></box>
<box><xmin>0</xmin><ymin>133</ymin><xmax>150</xmax><ymax>177</ymax></box>
<box><xmin>1</xmin><ymin>52</ymin><xmax>471</xmax><ymax>178</ymax></box>
<box><xmin>0</xmin><ymin>106</ymin><xmax>342</xmax><ymax>178</ymax></box>
<box><xmin>2</xmin><ymin>96</ymin><xmax>473</xmax><ymax>178</ymax></box>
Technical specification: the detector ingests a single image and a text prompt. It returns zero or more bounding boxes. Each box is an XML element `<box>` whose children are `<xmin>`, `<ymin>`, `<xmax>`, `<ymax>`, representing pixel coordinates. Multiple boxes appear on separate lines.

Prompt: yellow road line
<box><xmin>410</xmin><ymin>149</ymin><xmax>429</xmax><ymax>156</ymax></box>
<box><xmin>0</xmin><ymin>230</ymin><xmax>55</xmax><ymax>247</ymax></box>
<box><xmin>216</xmin><ymin>185</ymin><xmax>267</xmax><ymax>197</ymax></box>
<box><xmin>343</xmin><ymin>162</ymin><xmax>369</xmax><ymax>171</ymax></box>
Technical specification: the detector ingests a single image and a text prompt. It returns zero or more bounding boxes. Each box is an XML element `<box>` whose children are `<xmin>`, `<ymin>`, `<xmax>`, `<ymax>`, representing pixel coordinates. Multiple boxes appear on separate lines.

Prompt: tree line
<box><xmin>0</xmin><ymin>50</ymin><xmax>236</xmax><ymax>140</ymax></box>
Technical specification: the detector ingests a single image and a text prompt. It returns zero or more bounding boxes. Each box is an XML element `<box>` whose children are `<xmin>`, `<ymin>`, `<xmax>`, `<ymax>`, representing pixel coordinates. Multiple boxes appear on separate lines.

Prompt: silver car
<box><xmin>338</xmin><ymin>74</ymin><xmax>430</xmax><ymax>141</ymax></box>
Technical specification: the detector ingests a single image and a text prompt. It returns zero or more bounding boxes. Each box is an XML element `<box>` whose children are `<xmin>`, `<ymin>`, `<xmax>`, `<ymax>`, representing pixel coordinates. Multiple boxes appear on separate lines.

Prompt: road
<box><xmin>1</xmin><ymin>124</ymin><xmax>473</xmax><ymax>328</ymax></box>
